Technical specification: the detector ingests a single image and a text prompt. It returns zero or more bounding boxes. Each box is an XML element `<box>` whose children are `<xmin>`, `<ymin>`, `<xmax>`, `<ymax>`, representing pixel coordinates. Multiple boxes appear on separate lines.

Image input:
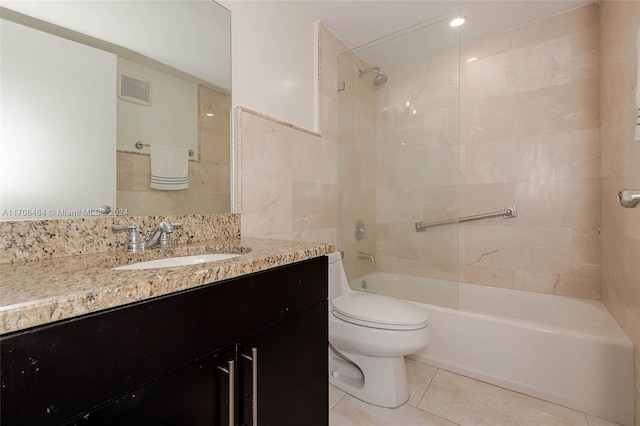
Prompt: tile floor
<box><xmin>328</xmin><ymin>359</ymin><xmax>624</xmax><ymax>426</ymax></box>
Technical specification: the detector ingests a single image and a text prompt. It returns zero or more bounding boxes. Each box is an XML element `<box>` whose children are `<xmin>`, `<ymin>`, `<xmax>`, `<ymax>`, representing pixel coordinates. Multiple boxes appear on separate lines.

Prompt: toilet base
<box><xmin>329</xmin><ymin>346</ymin><xmax>409</xmax><ymax>408</ymax></box>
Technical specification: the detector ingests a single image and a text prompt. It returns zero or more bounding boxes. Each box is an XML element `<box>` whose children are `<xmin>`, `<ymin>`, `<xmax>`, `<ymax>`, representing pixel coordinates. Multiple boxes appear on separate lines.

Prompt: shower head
<box><xmin>373</xmin><ymin>73</ymin><xmax>388</xmax><ymax>86</ymax></box>
<box><xmin>358</xmin><ymin>66</ymin><xmax>388</xmax><ymax>86</ymax></box>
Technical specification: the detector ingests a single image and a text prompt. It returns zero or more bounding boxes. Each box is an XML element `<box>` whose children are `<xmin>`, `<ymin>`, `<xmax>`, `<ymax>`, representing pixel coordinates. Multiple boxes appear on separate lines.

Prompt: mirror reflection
<box><xmin>0</xmin><ymin>1</ymin><xmax>231</xmax><ymax>221</ymax></box>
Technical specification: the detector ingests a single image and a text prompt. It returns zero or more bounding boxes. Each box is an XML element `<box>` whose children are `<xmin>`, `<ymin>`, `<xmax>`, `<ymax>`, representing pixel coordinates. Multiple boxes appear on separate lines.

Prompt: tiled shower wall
<box><xmin>117</xmin><ymin>85</ymin><xmax>231</xmax><ymax>216</ymax></box>
<box><xmin>342</xmin><ymin>4</ymin><xmax>601</xmax><ymax>298</ymax></box>
<box><xmin>599</xmin><ymin>0</ymin><xmax>640</xmax><ymax>421</ymax></box>
<box><xmin>373</xmin><ymin>35</ymin><xmax>460</xmax><ymax>282</ymax></box>
<box><xmin>456</xmin><ymin>3</ymin><xmax>601</xmax><ymax>298</ymax></box>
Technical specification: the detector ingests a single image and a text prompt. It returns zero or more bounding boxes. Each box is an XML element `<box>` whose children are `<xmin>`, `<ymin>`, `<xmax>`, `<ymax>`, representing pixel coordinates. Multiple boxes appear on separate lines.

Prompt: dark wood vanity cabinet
<box><xmin>0</xmin><ymin>256</ymin><xmax>329</xmax><ymax>426</ymax></box>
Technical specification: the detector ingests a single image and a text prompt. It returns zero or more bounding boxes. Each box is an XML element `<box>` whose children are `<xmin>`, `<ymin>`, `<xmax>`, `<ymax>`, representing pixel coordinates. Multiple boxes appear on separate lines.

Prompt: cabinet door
<box><xmin>238</xmin><ymin>301</ymin><xmax>328</xmax><ymax>426</ymax></box>
<box><xmin>66</xmin><ymin>346</ymin><xmax>236</xmax><ymax>426</ymax></box>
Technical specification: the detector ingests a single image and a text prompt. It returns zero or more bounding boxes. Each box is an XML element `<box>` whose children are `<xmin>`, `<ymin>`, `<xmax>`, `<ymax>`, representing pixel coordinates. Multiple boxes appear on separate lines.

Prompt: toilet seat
<box><xmin>331</xmin><ymin>292</ymin><xmax>428</xmax><ymax>330</ymax></box>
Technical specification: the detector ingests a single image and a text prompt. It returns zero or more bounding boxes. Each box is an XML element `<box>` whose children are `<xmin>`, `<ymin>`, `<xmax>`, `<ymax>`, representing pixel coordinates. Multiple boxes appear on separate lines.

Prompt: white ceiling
<box><xmin>298</xmin><ymin>0</ymin><xmax>595</xmax><ymax>50</ymax></box>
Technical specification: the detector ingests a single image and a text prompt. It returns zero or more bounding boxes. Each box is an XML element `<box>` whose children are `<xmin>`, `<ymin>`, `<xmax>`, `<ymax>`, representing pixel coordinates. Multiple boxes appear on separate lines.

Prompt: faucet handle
<box><xmin>112</xmin><ymin>224</ymin><xmax>144</xmax><ymax>252</ymax></box>
<box><xmin>159</xmin><ymin>222</ymin><xmax>182</xmax><ymax>248</ymax></box>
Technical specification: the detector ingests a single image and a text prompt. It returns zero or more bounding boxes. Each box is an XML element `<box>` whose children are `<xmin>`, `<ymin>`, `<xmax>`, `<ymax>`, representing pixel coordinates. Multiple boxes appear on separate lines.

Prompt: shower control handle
<box><xmin>354</xmin><ymin>219</ymin><xmax>367</xmax><ymax>241</ymax></box>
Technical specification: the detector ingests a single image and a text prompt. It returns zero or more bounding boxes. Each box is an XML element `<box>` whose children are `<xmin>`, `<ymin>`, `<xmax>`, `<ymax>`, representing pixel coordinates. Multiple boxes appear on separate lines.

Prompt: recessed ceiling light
<box><xmin>466</xmin><ymin>57</ymin><xmax>478</xmax><ymax>63</ymax></box>
<box><xmin>205</xmin><ymin>113</ymin><xmax>214</xmax><ymax>117</ymax></box>
<box><xmin>449</xmin><ymin>17</ymin><xmax>467</xmax><ymax>27</ymax></box>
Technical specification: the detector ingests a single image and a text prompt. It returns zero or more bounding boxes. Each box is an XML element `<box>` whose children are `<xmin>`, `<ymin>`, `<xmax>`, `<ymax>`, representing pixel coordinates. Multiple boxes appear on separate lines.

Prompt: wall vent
<box><xmin>118</xmin><ymin>72</ymin><xmax>152</xmax><ymax>106</ymax></box>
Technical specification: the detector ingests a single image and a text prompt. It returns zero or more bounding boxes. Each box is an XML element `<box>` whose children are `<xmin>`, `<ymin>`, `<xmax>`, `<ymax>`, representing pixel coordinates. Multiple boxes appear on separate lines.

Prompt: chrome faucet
<box><xmin>113</xmin><ymin>221</ymin><xmax>182</xmax><ymax>252</ymax></box>
<box><xmin>357</xmin><ymin>251</ymin><xmax>375</xmax><ymax>262</ymax></box>
<box><xmin>144</xmin><ymin>221</ymin><xmax>175</xmax><ymax>249</ymax></box>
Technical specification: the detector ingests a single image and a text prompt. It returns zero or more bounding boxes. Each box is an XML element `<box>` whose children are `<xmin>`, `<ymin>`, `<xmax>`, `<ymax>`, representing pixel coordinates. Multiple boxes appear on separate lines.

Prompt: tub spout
<box><xmin>357</xmin><ymin>251</ymin><xmax>375</xmax><ymax>262</ymax></box>
<box><xmin>618</xmin><ymin>189</ymin><xmax>640</xmax><ymax>208</ymax></box>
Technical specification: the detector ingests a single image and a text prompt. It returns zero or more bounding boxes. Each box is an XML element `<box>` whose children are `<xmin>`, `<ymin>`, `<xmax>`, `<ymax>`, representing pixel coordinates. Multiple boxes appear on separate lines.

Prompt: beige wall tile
<box><xmin>240</xmin><ymin>176</ymin><xmax>292</xmax><ymax>237</ymax></box>
<box><xmin>116</xmin><ymin>151</ymin><xmax>133</xmax><ymax>191</ymax></box>
<box><xmin>455</xmin><ymin>4</ymin><xmax>601</xmax><ymax>299</ymax></box>
<box><xmin>463</xmin><ymin>225</ymin><xmax>573</xmax><ymax>274</ymax></box>
<box><xmin>513</xmin><ymin>178</ymin><xmax>600</xmax><ymax>228</ymax></box>
<box><xmin>292</xmin><ymin>182</ymin><xmax>338</xmax><ymax>232</ymax></box>
<box><xmin>599</xmin><ymin>1</ymin><xmax>640</xmax><ymax>422</ymax></box>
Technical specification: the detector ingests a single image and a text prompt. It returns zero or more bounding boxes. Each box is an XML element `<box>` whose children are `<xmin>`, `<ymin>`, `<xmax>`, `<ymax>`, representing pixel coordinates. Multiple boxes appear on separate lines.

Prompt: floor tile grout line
<box><xmin>329</xmin><ymin>389</ymin><xmax>347</xmax><ymax>413</ymax></box>
<box><xmin>414</xmin><ymin>367</ymin><xmax>467</xmax><ymax>426</ymax></box>
<box><xmin>416</xmin><ymin>364</ymin><xmax>439</xmax><ymax>408</ymax></box>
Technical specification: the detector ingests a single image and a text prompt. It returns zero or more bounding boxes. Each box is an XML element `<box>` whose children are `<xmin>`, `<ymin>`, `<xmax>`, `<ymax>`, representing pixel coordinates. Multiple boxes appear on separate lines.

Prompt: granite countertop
<box><xmin>0</xmin><ymin>237</ymin><xmax>334</xmax><ymax>335</ymax></box>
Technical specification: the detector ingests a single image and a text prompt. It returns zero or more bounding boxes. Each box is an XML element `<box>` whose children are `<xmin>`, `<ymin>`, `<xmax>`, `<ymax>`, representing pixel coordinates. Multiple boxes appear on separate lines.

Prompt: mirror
<box><xmin>0</xmin><ymin>1</ymin><xmax>231</xmax><ymax>221</ymax></box>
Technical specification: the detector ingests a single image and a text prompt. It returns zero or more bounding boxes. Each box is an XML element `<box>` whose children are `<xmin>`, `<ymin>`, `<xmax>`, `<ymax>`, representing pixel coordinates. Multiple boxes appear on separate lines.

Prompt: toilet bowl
<box><xmin>327</xmin><ymin>251</ymin><xmax>429</xmax><ymax>408</ymax></box>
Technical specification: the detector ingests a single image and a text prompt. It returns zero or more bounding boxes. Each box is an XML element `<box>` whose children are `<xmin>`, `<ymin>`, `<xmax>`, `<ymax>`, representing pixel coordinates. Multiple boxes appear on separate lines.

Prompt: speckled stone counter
<box><xmin>0</xmin><ymin>237</ymin><xmax>333</xmax><ymax>335</ymax></box>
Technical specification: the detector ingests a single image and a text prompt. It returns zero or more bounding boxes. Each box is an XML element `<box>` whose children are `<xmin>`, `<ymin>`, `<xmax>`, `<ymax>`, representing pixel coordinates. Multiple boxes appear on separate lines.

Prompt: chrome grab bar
<box><xmin>415</xmin><ymin>205</ymin><xmax>517</xmax><ymax>232</ymax></box>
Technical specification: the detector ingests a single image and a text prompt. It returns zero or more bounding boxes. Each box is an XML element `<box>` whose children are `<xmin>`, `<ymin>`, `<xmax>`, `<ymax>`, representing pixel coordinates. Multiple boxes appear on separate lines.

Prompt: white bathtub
<box><xmin>351</xmin><ymin>272</ymin><xmax>634</xmax><ymax>426</ymax></box>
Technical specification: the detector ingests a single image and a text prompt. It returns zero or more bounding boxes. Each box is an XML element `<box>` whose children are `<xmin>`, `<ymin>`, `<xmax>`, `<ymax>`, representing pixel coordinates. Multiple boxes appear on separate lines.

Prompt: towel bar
<box><xmin>135</xmin><ymin>141</ymin><xmax>194</xmax><ymax>157</ymax></box>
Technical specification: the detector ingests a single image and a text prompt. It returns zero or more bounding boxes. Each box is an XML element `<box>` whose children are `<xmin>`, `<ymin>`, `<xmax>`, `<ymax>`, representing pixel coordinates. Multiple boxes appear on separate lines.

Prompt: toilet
<box><xmin>327</xmin><ymin>251</ymin><xmax>429</xmax><ymax>408</ymax></box>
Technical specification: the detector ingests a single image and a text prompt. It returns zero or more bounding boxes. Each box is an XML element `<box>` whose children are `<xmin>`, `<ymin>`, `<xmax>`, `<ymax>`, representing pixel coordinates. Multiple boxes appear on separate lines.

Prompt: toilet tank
<box><xmin>328</xmin><ymin>251</ymin><xmax>352</xmax><ymax>301</ymax></box>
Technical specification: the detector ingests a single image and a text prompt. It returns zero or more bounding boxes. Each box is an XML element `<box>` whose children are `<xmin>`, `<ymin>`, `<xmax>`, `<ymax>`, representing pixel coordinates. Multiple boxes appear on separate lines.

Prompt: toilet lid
<box><xmin>331</xmin><ymin>292</ymin><xmax>428</xmax><ymax>330</ymax></box>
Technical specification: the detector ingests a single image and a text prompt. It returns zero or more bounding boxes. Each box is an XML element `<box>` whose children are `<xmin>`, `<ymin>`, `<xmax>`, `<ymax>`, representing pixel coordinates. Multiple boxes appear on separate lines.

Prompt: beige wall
<box><xmin>457</xmin><ymin>4</ymin><xmax>601</xmax><ymax>298</ymax></box>
<box><xmin>599</xmin><ymin>1</ymin><xmax>640</xmax><ymax>422</ymax></box>
<box><xmin>237</xmin><ymin>25</ymin><xmax>340</xmax><ymax>245</ymax></box>
<box><xmin>117</xmin><ymin>85</ymin><xmax>231</xmax><ymax>215</ymax></box>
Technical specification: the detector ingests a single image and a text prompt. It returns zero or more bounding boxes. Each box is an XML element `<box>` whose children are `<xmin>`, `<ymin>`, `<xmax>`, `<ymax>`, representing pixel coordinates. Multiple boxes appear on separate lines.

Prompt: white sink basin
<box><xmin>113</xmin><ymin>253</ymin><xmax>241</xmax><ymax>270</ymax></box>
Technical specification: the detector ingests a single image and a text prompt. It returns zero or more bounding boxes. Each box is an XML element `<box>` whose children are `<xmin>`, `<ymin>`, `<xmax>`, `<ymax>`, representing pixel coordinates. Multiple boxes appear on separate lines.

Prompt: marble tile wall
<box><xmin>117</xmin><ymin>85</ymin><xmax>231</xmax><ymax>216</ymax></box>
<box><xmin>238</xmin><ymin>106</ymin><xmax>337</xmax><ymax>245</ymax></box>
<box><xmin>456</xmin><ymin>4</ymin><xmax>601</xmax><ymax>298</ymax></box>
<box><xmin>373</xmin><ymin>33</ymin><xmax>460</xmax><ymax>282</ymax></box>
<box><xmin>599</xmin><ymin>0</ymin><xmax>640</xmax><ymax>422</ymax></box>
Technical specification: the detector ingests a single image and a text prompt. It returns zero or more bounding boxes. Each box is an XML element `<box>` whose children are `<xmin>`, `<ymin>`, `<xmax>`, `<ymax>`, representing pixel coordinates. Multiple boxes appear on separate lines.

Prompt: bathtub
<box><xmin>351</xmin><ymin>272</ymin><xmax>634</xmax><ymax>426</ymax></box>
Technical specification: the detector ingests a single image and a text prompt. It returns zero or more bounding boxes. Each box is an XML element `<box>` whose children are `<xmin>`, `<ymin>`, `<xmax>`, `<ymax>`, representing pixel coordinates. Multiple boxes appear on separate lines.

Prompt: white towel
<box><xmin>635</xmin><ymin>28</ymin><xmax>640</xmax><ymax>141</ymax></box>
<box><xmin>150</xmin><ymin>144</ymin><xmax>189</xmax><ymax>190</ymax></box>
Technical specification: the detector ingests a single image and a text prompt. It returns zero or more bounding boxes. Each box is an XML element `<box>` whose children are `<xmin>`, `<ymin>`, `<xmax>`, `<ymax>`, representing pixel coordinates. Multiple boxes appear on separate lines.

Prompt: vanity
<box><xmin>0</xmin><ymin>222</ymin><xmax>332</xmax><ymax>426</ymax></box>
<box><xmin>0</xmin><ymin>1</ymin><xmax>333</xmax><ymax>423</ymax></box>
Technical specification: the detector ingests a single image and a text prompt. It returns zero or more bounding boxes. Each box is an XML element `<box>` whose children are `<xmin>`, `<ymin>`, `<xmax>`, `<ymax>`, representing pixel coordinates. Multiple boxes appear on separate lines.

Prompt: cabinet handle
<box><xmin>241</xmin><ymin>347</ymin><xmax>258</xmax><ymax>426</ymax></box>
<box><xmin>218</xmin><ymin>360</ymin><xmax>235</xmax><ymax>426</ymax></box>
